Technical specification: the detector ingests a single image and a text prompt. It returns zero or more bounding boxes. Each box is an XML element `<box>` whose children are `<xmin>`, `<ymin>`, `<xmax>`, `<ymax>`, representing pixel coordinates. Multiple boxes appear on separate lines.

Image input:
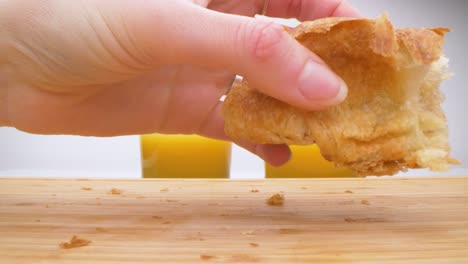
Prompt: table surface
<box><xmin>1</xmin><ymin>177</ymin><xmax>467</xmax><ymax>264</ymax></box>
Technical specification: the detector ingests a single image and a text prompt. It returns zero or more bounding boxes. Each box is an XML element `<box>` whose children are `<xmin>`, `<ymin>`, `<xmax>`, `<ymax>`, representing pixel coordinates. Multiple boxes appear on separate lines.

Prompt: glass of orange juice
<box><xmin>265</xmin><ymin>144</ymin><xmax>356</xmax><ymax>178</ymax></box>
<box><xmin>140</xmin><ymin>134</ymin><xmax>231</xmax><ymax>178</ymax></box>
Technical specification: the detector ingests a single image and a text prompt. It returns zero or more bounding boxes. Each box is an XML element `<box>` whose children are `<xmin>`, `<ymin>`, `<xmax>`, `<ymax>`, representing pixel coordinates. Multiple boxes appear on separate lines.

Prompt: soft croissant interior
<box><xmin>222</xmin><ymin>15</ymin><xmax>459</xmax><ymax>176</ymax></box>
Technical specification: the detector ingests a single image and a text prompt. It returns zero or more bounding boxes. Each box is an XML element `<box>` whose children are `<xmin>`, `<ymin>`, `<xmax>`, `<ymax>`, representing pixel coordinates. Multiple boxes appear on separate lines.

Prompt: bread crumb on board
<box><xmin>200</xmin><ymin>255</ymin><xmax>216</xmax><ymax>260</ymax></box>
<box><xmin>109</xmin><ymin>188</ymin><xmax>122</xmax><ymax>195</ymax></box>
<box><xmin>59</xmin><ymin>235</ymin><xmax>91</xmax><ymax>249</ymax></box>
<box><xmin>251</xmin><ymin>188</ymin><xmax>259</xmax><ymax>193</ymax></box>
<box><xmin>81</xmin><ymin>187</ymin><xmax>92</xmax><ymax>191</ymax></box>
<box><xmin>95</xmin><ymin>227</ymin><xmax>107</xmax><ymax>232</ymax></box>
<box><xmin>344</xmin><ymin>190</ymin><xmax>353</xmax><ymax>194</ymax></box>
<box><xmin>267</xmin><ymin>193</ymin><xmax>284</xmax><ymax>206</ymax></box>
<box><xmin>160</xmin><ymin>188</ymin><xmax>169</xmax><ymax>192</ymax></box>
<box><xmin>344</xmin><ymin>217</ymin><xmax>380</xmax><ymax>223</ymax></box>
<box><xmin>361</xmin><ymin>199</ymin><xmax>370</xmax><ymax>205</ymax></box>
<box><xmin>249</xmin><ymin>242</ymin><xmax>259</xmax><ymax>247</ymax></box>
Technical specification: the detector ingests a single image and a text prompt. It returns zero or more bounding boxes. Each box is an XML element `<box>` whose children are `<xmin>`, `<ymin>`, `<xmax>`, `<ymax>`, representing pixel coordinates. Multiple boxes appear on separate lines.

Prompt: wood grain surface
<box><xmin>0</xmin><ymin>178</ymin><xmax>467</xmax><ymax>263</ymax></box>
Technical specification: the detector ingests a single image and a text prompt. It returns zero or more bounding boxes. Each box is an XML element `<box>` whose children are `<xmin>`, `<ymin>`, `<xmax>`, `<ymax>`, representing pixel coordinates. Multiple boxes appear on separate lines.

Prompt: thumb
<box><xmin>124</xmin><ymin>2</ymin><xmax>347</xmax><ymax>110</ymax></box>
<box><xmin>224</xmin><ymin>16</ymin><xmax>348</xmax><ymax>110</ymax></box>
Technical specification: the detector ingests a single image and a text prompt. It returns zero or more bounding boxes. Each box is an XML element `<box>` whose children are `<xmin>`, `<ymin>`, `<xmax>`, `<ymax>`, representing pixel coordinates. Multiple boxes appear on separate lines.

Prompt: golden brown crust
<box><xmin>223</xmin><ymin>15</ymin><xmax>457</xmax><ymax>176</ymax></box>
<box><xmin>430</xmin><ymin>27</ymin><xmax>451</xmax><ymax>36</ymax></box>
<box><xmin>397</xmin><ymin>28</ymin><xmax>448</xmax><ymax>64</ymax></box>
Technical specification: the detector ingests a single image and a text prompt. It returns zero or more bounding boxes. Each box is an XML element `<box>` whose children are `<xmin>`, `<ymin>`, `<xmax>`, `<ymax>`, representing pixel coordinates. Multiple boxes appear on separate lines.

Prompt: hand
<box><xmin>0</xmin><ymin>0</ymin><xmax>359</xmax><ymax>165</ymax></box>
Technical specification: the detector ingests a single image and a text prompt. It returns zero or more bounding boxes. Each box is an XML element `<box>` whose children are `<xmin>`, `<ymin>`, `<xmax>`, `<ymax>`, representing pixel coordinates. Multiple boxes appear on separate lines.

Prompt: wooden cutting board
<box><xmin>0</xmin><ymin>178</ymin><xmax>467</xmax><ymax>264</ymax></box>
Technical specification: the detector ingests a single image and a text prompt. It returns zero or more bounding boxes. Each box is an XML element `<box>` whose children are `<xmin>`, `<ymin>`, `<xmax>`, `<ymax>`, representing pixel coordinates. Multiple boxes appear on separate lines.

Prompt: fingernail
<box><xmin>298</xmin><ymin>60</ymin><xmax>348</xmax><ymax>107</ymax></box>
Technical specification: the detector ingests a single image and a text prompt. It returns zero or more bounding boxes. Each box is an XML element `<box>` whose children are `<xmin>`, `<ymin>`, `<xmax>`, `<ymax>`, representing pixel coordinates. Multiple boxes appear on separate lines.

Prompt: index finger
<box><xmin>265</xmin><ymin>0</ymin><xmax>361</xmax><ymax>21</ymax></box>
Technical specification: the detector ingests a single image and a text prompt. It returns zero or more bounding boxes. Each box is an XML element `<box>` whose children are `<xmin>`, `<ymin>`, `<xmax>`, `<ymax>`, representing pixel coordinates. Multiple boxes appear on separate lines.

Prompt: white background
<box><xmin>1</xmin><ymin>0</ymin><xmax>467</xmax><ymax>178</ymax></box>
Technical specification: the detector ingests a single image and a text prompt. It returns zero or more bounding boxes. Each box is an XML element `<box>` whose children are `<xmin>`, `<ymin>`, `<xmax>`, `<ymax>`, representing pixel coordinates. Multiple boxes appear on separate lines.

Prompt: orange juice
<box><xmin>265</xmin><ymin>145</ymin><xmax>356</xmax><ymax>178</ymax></box>
<box><xmin>140</xmin><ymin>134</ymin><xmax>231</xmax><ymax>178</ymax></box>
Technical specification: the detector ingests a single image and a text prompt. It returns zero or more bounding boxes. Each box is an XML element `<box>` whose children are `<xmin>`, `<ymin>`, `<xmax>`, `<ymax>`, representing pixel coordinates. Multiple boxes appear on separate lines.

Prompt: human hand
<box><xmin>0</xmin><ymin>0</ymin><xmax>359</xmax><ymax>165</ymax></box>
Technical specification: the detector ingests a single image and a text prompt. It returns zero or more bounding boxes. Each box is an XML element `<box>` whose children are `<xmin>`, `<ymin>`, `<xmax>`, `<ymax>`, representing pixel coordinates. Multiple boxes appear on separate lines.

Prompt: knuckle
<box><xmin>242</xmin><ymin>20</ymin><xmax>287</xmax><ymax>61</ymax></box>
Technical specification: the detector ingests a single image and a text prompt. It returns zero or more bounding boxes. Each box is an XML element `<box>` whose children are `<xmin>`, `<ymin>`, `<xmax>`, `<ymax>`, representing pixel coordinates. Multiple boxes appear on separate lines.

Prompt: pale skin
<box><xmin>0</xmin><ymin>0</ymin><xmax>360</xmax><ymax>166</ymax></box>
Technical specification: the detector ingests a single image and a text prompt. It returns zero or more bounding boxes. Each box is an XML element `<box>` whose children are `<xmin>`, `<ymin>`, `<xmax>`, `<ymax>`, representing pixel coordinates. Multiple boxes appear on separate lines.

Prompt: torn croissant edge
<box><xmin>222</xmin><ymin>14</ymin><xmax>460</xmax><ymax>176</ymax></box>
